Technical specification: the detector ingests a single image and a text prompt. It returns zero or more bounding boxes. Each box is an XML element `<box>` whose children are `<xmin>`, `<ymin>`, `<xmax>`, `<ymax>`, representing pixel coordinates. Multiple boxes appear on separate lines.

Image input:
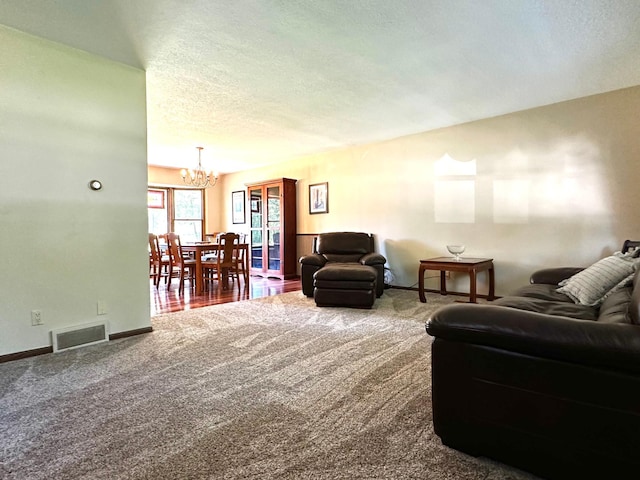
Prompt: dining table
<box><xmin>181</xmin><ymin>242</ymin><xmax>249</xmax><ymax>295</ymax></box>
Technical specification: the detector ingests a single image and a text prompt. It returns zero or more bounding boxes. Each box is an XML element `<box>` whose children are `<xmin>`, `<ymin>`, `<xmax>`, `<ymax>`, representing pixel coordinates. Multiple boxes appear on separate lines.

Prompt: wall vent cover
<box><xmin>52</xmin><ymin>321</ymin><xmax>109</xmax><ymax>352</ymax></box>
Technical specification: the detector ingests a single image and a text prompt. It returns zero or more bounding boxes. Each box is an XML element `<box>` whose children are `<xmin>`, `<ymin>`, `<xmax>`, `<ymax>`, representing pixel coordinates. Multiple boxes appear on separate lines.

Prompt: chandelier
<box><xmin>180</xmin><ymin>146</ymin><xmax>218</xmax><ymax>188</ymax></box>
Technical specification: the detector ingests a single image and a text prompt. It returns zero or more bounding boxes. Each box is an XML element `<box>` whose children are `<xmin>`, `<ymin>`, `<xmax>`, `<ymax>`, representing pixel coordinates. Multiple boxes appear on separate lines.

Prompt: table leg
<box><xmin>469</xmin><ymin>269</ymin><xmax>477</xmax><ymax>303</ymax></box>
<box><xmin>243</xmin><ymin>245</ymin><xmax>249</xmax><ymax>284</ymax></box>
<box><xmin>195</xmin><ymin>256</ymin><xmax>204</xmax><ymax>295</ymax></box>
<box><xmin>488</xmin><ymin>265</ymin><xmax>496</xmax><ymax>300</ymax></box>
<box><xmin>418</xmin><ymin>265</ymin><xmax>427</xmax><ymax>303</ymax></box>
<box><xmin>440</xmin><ymin>270</ymin><xmax>447</xmax><ymax>296</ymax></box>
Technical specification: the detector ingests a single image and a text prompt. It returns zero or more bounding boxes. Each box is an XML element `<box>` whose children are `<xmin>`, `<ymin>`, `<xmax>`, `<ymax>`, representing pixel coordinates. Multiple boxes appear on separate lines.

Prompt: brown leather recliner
<box><xmin>299</xmin><ymin>232</ymin><xmax>386</xmax><ymax>308</ymax></box>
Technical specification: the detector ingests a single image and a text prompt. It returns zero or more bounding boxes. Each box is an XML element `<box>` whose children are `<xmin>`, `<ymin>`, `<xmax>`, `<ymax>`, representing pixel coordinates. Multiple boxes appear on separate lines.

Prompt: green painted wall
<box><xmin>0</xmin><ymin>26</ymin><xmax>149</xmax><ymax>355</ymax></box>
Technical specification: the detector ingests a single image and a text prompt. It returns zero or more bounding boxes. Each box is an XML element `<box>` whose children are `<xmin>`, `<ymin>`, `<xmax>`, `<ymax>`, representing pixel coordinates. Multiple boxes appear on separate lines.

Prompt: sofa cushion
<box><xmin>494</xmin><ymin>296</ymin><xmax>598</xmax><ymax>320</ymax></box>
<box><xmin>510</xmin><ymin>284</ymin><xmax>575</xmax><ymax>303</ymax></box>
<box><xmin>316</xmin><ymin>232</ymin><xmax>372</xmax><ymax>255</ymax></box>
<box><xmin>598</xmin><ymin>287</ymin><xmax>633</xmax><ymax>324</ymax></box>
<box><xmin>314</xmin><ymin>263</ymin><xmax>377</xmax><ymax>282</ymax></box>
<box><xmin>323</xmin><ymin>253</ymin><xmax>366</xmax><ymax>263</ymax></box>
<box><xmin>556</xmin><ymin>252</ymin><xmax>638</xmax><ymax>306</ymax></box>
<box><xmin>626</xmin><ymin>269</ymin><xmax>640</xmax><ymax>325</ymax></box>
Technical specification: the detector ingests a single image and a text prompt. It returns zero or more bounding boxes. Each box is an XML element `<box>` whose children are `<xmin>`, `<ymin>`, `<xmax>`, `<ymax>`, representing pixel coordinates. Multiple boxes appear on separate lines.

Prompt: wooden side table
<box><xmin>418</xmin><ymin>257</ymin><xmax>496</xmax><ymax>303</ymax></box>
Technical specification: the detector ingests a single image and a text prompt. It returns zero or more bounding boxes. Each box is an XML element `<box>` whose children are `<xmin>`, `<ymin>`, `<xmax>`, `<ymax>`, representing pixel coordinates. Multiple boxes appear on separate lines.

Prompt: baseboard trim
<box><xmin>0</xmin><ymin>346</ymin><xmax>53</xmax><ymax>364</ymax></box>
<box><xmin>109</xmin><ymin>326</ymin><xmax>153</xmax><ymax>340</ymax></box>
<box><xmin>0</xmin><ymin>326</ymin><xmax>154</xmax><ymax>364</ymax></box>
<box><xmin>389</xmin><ymin>285</ymin><xmax>497</xmax><ymax>300</ymax></box>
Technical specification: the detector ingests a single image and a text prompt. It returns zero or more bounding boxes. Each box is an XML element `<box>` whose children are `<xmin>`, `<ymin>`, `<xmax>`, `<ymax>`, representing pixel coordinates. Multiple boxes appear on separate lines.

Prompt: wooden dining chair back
<box><xmin>201</xmin><ymin>234</ymin><xmax>220</xmax><ymax>262</ymax></box>
<box><xmin>202</xmin><ymin>232</ymin><xmax>239</xmax><ymax>290</ymax></box>
<box><xmin>219</xmin><ymin>232</ymin><xmax>239</xmax><ymax>265</ymax></box>
<box><xmin>167</xmin><ymin>232</ymin><xmax>196</xmax><ymax>294</ymax></box>
<box><xmin>230</xmin><ymin>234</ymin><xmax>248</xmax><ymax>285</ymax></box>
<box><xmin>149</xmin><ymin>233</ymin><xmax>171</xmax><ymax>287</ymax></box>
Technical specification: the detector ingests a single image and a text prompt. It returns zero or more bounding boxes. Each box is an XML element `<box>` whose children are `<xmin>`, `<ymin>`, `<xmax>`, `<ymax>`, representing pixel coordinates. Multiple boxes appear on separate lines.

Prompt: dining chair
<box><xmin>201</xmin><ymin>234</ymin><xmax>220</xmax><ymax>263</ymax></box>
<box><xmin>223</xmin><ymin>232</ymin><xmax>247</xmax><ymax>284</ymax></box>
<box><xmin>167</xmin><ymin>232</ymin><xmax>196</xmax><ymax>294</ymax></box>
<box><xmin>202</xmin><ymin>232</ymin><xmax>239</xmax><ymax>290</ymax></box>
<box><xmin>149</xmin><ymin>233</ymin><xmax>171</xmax><ymax>287</ymax></box>
<box><xmin>230</xmin><ymin>233</ymin><xmax>248</xmax><ymax>285</ymax></box>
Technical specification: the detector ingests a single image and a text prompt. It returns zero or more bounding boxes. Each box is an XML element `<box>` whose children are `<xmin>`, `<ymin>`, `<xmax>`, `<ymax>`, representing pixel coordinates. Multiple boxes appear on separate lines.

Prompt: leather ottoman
<box><xmin>313</xmin><ymin>263</ymin><xmax>377</xmax><ymax>308</ymax></box>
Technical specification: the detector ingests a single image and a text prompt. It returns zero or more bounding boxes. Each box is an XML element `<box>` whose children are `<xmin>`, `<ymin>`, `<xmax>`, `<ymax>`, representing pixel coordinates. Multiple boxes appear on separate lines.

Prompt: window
<box><xmin>148</xmin><ymin>188</ymin><xmax>169</xmax><ymax>234</ymax></box>
<box><xmin>148</xmin><ymin>187</ymin><xmax>204</xmax><ymax>243</ymax></box>
<box><xmin>173</xmin><ymin>189</ymin><xmax>203</xmax><ymax>243</ymax></box>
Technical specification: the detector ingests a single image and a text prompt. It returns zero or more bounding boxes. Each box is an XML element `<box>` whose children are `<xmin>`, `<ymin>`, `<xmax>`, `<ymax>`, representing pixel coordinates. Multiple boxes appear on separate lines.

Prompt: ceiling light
<box><xmin>180</xmin><ymin>147</ymin><xmax>218</xmax><ymax>188</ymax></box>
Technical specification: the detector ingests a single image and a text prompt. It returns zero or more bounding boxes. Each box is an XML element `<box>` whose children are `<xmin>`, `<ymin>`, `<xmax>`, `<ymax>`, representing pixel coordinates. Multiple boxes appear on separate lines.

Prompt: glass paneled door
<box><xmin>246</xmin><ymin>178</ymin><xmax>297</xmax><ymax>279</ymax></box>
<box><xmin>249</xmin><ymin>186</ymin><xmax>263</xmax><ymax>270</ymax></box>
<box><xmin>266</xmin><ymin>185</ymin><xmax>281</xmax><ymax>272</ymax></box>
<box><xmin>250</xmin><ymin>184</ymin><xmax>282</xmax><ymax>274</ymax></box>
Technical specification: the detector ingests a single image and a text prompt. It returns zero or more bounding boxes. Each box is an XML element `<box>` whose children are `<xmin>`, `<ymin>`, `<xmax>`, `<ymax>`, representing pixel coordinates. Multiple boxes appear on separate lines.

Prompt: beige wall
<box><xmin>0</xmin><ymin>26</ymin><xmax>149</xmax><ymax>356</ymax></box>
<box><xmin>214</xmin><ymin>86</ymin><xmax>640</xmax><ymax>295</ymax></box>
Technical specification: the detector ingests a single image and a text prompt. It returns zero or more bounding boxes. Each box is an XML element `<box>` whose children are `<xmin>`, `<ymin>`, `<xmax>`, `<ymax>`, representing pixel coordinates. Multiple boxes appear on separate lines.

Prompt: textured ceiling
<box><xmin>2</xmin><ymin>0</ymin><xmax>640</xmax><ymax>173</ymax></box>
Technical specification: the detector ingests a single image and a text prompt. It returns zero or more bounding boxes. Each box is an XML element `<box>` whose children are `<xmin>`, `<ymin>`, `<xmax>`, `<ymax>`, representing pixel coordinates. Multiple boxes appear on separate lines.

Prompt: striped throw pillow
<box><xmin>557</xmin><ymin>252</ymin><xmax>638</xmax><ymax>306</ymax></box>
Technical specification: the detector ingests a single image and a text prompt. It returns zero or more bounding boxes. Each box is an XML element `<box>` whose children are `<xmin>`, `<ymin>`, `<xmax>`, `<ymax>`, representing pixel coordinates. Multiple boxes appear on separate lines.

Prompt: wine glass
<box><xmin>446</xmin><ymin>244</ymin><xmax>465</xmax><ymax>261</ymax></box>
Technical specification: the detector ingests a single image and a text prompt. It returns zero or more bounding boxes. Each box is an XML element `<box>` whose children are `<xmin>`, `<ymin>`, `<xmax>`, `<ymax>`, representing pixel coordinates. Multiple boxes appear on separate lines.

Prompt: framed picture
<box><xmin>147</xmin><ymin>189</ymin><xmax>165</xmax><ymax>209</ymax></box>
<box><xmin>309</xmin><ymin>182</ymin><xmax>328</xmax><ymax>214</ymax></box>
<box><xmin>232</xmin><ymin>190</ymin><xmax>246</xmax><ymax>224</ymax></box>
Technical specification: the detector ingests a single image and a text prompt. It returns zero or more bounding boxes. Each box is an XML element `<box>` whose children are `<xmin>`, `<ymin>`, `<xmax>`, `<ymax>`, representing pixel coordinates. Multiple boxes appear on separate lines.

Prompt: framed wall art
<box><xmin>309</xmin><ymin>182</ymin><xmax>328</xmax><ymax>214</ymax></box>
<box><xmin>147</xmin><ymin>189</ymin><xmax>165</xmax><ymax>209</ymax></box>
<box><xmin>232</xmin><ymin>190</ymin><xmax>246</xmax><ymax>224</ymax></box>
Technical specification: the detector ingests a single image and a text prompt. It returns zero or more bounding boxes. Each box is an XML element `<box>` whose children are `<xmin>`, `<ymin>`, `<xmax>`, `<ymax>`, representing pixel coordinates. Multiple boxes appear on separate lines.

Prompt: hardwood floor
<box><xmin>150</xmin><ymin>275</ymin><xmax>302</xmax><ymax>315</ymax></box>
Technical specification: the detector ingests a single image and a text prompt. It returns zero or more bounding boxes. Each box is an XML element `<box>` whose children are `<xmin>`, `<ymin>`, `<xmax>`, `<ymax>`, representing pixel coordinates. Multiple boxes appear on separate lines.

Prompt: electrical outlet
<box><xmin>31</xmin><ymin>310</ymin><xmax>43</xmax><ymax>326</ymax></box>
<box><xmin>97</xmin><ymin>300</ymin><xmax>107</xmax><ymax>315</ymax></box>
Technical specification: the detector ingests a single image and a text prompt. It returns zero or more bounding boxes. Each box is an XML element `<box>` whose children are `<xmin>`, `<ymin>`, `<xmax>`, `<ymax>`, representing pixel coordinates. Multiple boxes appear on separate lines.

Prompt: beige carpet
<box><xmin>0</xmin><ymin>290</ymin><xmax>538</xmax><ymax>479</ymax></box>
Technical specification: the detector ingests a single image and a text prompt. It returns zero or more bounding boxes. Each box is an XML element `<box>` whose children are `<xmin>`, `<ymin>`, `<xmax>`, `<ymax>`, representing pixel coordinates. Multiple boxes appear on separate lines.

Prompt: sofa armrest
<box><xmin>530</xmin><ymin>267</ymin><xmax>584</xmax><ymax>285</ymax></box>
<box><xmin>426</xmin><ymin>303</ymin><xmax>640</xmax><ymax>374</ymax></box>
<box><xmin>299</xmin><ymin>253</ymin><xmax>327</xmax><ymax>267</ymax></box>
<box><xmin>360</xmin><ymin>252</ymin><xmax>386</xmax><ymax>266</ymax></box>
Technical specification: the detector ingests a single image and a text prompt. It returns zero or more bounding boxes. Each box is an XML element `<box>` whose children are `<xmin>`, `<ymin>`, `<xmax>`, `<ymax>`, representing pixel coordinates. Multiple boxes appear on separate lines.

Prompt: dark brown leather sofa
<box><xmin>299</xmin><ymin>232</ymin><xmax>386</xmax><ymax>308</ymax></box>
<box><xmin>425</xmin><ymin>244</ymin><xmax>640</xmax><ymax>479</ymax></box>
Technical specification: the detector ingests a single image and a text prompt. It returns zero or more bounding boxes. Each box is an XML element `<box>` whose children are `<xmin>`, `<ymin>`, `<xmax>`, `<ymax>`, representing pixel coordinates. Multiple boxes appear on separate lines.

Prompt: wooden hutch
<box><xmin>246</xmin><ymin>178</ymin><xmax>297</xmax><ymax>279</ymax></box>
